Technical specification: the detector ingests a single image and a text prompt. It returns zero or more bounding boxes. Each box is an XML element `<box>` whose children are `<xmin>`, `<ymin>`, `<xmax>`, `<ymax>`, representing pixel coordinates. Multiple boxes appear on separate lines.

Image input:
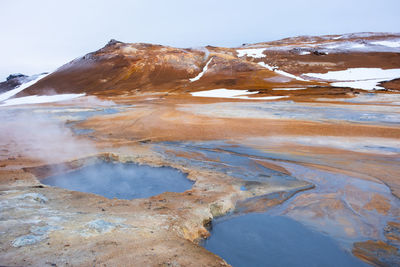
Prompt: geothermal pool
<box><xmin>202</xmin><ymin>214</ymin><xmax>368</xmax><ymax>267</ymax></box>
<box><xmin>41</xmin><ymin>161</ymin><xmax>193</xmax><ymax>199</ymax></box>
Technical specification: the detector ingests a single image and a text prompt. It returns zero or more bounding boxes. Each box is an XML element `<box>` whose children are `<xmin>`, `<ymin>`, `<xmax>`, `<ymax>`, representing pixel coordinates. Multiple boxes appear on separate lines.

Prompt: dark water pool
<box><xmin>202</xmin><ymin>214</ymin><xmax>368</xmax><ymax>267</ymax></box>
<box><xmin>42</xmin><ymin>162</ymin><xmax>193</xmax><ymax>199</ymax></box>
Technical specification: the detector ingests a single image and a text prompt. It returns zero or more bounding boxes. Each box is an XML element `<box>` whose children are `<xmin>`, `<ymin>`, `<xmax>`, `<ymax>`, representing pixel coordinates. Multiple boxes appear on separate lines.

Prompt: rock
<box><xmin>106</xmin><ymin>39</ymin><xmax>123</xmax><ymax>46</ymax></box>
<box><xmin>353</xmin><ymin>240</ymin><xmax>400</xmax><ymax>266</ymax></box>
<box><xmin>18</xmin><ymin>193</ymin><xmax>48</xmax><ymax>203</ymax></box>
<box><xmin>12</xmin><ymin>234</ymin><xmax>46</xmax><ymax>247</ymax></box>
<box><xmin>209</xmin><ymin>203</ymin><xmax>225</xmax><ymax>217</ymax></box>
<box><xmin>12</xmin><ymin>224</ymin><xmax>61</xmax><ymax>247</ymax></box>
<box><xmin>87</xmin><ymin>219</ymin><xmax>117</xmax><ymax>233</ymax></box>
<box><xmin>31</xmin><ymin>225</ymin><xmax>61</xmax><ymax>235</ymax></box>
<box><xmin>384</xmin><ymin>222</ymin><xmax>400</xmax><ymax>246</ymax></box>
<box><xmin>80</xmin><ymin>219</ymin><xmax>131</xmax><ymax>237</ymax></box>
<box><xmin>364</xmin><ymin>194</ymin><xmax>391</xmax><ymax>215</ymax></box>
<box><xmin>6</xmin><ymin>73</ymin><xmax>28</xmax><ymax>81</ymax></box>
<box><xmin>312</xmin><ymin>50</ymin><xmax>327</xmax><ymax>56</ymax></box>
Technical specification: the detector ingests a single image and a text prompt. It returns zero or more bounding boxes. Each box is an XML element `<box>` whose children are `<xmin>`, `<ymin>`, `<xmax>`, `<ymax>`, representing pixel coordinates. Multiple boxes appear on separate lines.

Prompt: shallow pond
<box><xmin>202</xmin><ymin>214</ymin><xmax>368</xmax><ymax>267</ymax></box>
<box><xmin>156</xmin><ymin>141</ymin><xmax>301</xmax><ymax>182</ymax></box>
<box><xmin>42</xmin><ymin>161</ymin><xmax>193</xmax><ymax>199</ymax></box>
<box><xmin>179</xmin><ymin>101</ymin><xmax>400</xmax><ymax>125</ymax></box>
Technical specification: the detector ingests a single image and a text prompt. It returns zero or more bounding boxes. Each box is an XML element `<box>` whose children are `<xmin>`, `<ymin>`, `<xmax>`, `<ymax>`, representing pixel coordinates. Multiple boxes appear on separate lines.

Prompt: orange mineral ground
<box><xmin>0</xmin><ymin>32</ymin><xmax>400</xmax><ymax>266</ymax></box>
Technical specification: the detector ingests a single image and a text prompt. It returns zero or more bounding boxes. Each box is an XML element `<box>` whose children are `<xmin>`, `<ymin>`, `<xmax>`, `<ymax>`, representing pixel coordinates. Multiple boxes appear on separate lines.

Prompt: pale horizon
<box><xmin>1</xmin><ymin>0</ymin><xmax>400</xmax><ymax>80</ymax></box>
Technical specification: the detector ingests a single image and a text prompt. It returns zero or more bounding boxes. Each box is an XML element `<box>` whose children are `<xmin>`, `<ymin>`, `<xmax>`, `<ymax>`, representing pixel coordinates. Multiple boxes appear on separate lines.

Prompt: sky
<box><xmin>1</xmin><ymin>0</ymin><xmax>399</xmax><ymax>80</ymax></box>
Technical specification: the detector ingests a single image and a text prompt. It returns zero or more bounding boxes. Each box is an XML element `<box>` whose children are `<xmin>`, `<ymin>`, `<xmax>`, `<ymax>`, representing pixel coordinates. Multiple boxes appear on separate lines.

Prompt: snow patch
<box><xmin>304</xmin><ymin>68</ymin><xmax>400</xmax><ymax>81</ymax></box>
<box><xmin>0</xmin><ymin>94</ymin><xmax>85</xmax><ymax>107</ymax></box>
<box><xmin>331</xmin><ymin>80</ymin><xmax>388</xmax><ymax>91</ymax></box>
<box><xmin>258</xmin><ymin>62</ymin><xmax>274</xmax><ymax>71</ymax></box>
<box><xmin>322</xmin><ymin>42</ymin><xmax>367</xmax><ymax>51</ymax></box>
<box><xmin>349</xmin><ymin>43</ymin><xmax>366</xmax><ymax>49</ymax></box>
<box><xmin>191</xmin><ymin>89</ymin><xmax>287</xmax><ymax>100</ymax></box>
<box><xmin>237</xmin><ymin>48</ymin><xmax>266</xmax><ymax>58</ymax></box>
<box><xmin>371</xmin><ymin>40</ymin><xmax>400</xmax><ymax>48</ymax></box>
<box><xmin>304</xmin><ymin>68</ymin><xmax>400</xmax><ymax>90</ymax></box>
<box><xmin>189</xmin><ymin>58</ymin><xmax>213</xmax><ymax>82</ymax></box>
<box><xmin>325</xmin><ymin>43</ymin><xmax>342</xmax><ymax>49</ymax></box>
<box><xmin>258</xmin><ymin>62</ymin><xmax>307</xmax><ymax>81</ymax></box>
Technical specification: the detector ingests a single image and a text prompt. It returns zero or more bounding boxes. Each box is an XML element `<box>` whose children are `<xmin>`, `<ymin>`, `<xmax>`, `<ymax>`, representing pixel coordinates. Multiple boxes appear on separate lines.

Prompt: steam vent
<box><xmin>1</xmin><ymin>32</ymin><xmax>400</xmax><ymax>266</ymax></box>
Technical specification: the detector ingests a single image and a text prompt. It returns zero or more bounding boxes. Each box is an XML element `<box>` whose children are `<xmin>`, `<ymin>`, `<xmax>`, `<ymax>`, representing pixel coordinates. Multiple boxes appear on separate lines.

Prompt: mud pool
<box><xmin>202</xmin><ymin>214</ymin><xmax>368</xmax><ymax>267</ymax></box>
<box><xmin>41</xmin><ymin>161</ymin><xmax>193</xmax><ymax>199</ymax></box>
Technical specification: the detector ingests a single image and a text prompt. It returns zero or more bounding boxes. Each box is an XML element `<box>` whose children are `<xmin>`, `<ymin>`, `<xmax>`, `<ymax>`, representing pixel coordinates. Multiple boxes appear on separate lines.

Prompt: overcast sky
<box><xmin>1</xmin><ymin>0</ymin><xmax>399</xmax><ymax>80</ymax></box>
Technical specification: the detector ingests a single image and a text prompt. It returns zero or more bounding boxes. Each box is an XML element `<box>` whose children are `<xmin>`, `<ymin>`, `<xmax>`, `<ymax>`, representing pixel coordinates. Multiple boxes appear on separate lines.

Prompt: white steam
<box><xmin>0</xmin><ymin>111</ymin><xmax>96</xmax><ymax>163</ymax></box>
<box><xmin>0</xmin><ymin>100</ymin><xmax>105</xmax><ymax>163</ymax></box>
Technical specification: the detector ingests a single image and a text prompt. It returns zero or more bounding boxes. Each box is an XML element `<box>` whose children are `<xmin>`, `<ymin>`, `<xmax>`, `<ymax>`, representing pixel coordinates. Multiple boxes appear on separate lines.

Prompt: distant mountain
<box><xmin>0</xmin><ymin>73</ymin><xmax>30</xmax><ymax>94</ymax></box>
<box><xmin>12</xmin><ymin>32</ymin><xmax>400</xmax><ymax>97</ymax></box>
<box><xmin>0</xmin><ymin>73</ymin><xmax>50</xmax><ymax>94</ymax></box>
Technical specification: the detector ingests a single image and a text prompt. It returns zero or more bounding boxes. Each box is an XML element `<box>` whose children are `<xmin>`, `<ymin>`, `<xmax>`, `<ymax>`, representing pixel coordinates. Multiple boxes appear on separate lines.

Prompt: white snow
<box><xmin>189</xmin><ymin>58</ymin><xmax>213</xmax><ymax>82</ymax></box>
<box><xmin>371</xmin><ymin>40</ymin><xmax>400</xmax><ymax>48</ymax></box>
<box><xmin>236</xmin><ymin>48</ymin><xmax>266</xmax><ymax>58</ymax></box>
<box><xmin>258</xmin><ymin>62</ymin><xmax>307</xmax><ymax>81</ymax></box>
<box><xmin>272</xmin><ymin>88</ymin><xmax>307</xmax><ymax>91</ymax></box>
<box><xmin>191</xmin><ymin>89</ymin><xmax>288</xmax><ymax>100</ymax></box>
<box><xmin>349</xmin><ymin>43</ymin><xmax>366</xmax><ymax>49</ymax></box>
<box><xmin>331</xmin><ymin>79</ymin><xmax>388</xmax><ymax>91</ymax></box>
<box><xmin>299</xmin><ymin>51</ymin><xmax>311</xmax><ymax>55</ymax></box>
<box><xmin>320</xmin><ymin>40</ymin><xmax>400</xmax><ymax>52</ymax></box>
<box><xmin>0</xmin><ymin>93</ymin><xmax>85</xmax><ymax>107</ymax></box>
<box><xmin>303</xmin><ymin>68</ymin><xmax>400</xmax><ymax>90</ymax></box>
<box><xmin>304</xmin><ymin>68</ymin><xmax>400</xmax><ymax>81</ymax></box>
<box><xmin>325</xmin><ymin>43</ymin><xmax>342</xmax><ymax>49</ymax></box>
<box><xmin>323</xmin><ymin>42</ymin><xmax>366</xmax><ymax>50</ymax></box>
<box><xmin>258</xmin><ymin>62</ymin><xmax>274</xmax><ymax>71</ymax></box>
<box><xmin>0</xmin><ymin>73</ymin><xmax>48</xmax><ymax>102</ymax></box>
<box><xmin>274</xmin><ymin>69</ymin><xmax>307</xmax><ymax>82</ymax></box>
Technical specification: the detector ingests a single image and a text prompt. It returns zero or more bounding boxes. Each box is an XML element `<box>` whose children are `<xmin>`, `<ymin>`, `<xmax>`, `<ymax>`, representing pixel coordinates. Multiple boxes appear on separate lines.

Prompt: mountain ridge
<box><xmin>9</xmin><ymin>32</ymin><xmax>400</xmax><ymax>98</ymax></box>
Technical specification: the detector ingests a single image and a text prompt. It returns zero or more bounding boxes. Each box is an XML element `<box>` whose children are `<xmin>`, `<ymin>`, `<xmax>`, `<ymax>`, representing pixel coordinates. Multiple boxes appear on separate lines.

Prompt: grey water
<box><xmin>42</xmin><ymin>161</ymin><xmax>193</xmax><ymax>199</ymax></box>
<box><xmin>249</xmin><ymin>101</ymin><xmax>400</xmax><ymax>125</ymax></box>
<box><xmin>62</xmin><ymin>107</ymin><xmax>121</xmax><ymax>134</ymax></box>
<box><xmin>185</xmin><ymin>101</ymin><xmax>400</xmax><ymax>125</ymax></box>
<box><xmin>54</xmin><ymin>107</ymin><xmax>121</xmax><ymax>120</ymax></box>
<box><xmin>156</xmin><ymin>141</ymin><xmax>301</xmax><ymax>183</ymax></box>
<box><xmin>202</xmin><ymin>214</ymin><xmax>368</xmax><ymax>267</ymax></box>
<box><xmin>154</xmin><ymin>141</ymin><xmax>372</xmax><ymax>266</ymax></box>
<box><xmin>70</xmin><ymin>128</ymin><xmax>94</xmax><ymax>135</ymax></box>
